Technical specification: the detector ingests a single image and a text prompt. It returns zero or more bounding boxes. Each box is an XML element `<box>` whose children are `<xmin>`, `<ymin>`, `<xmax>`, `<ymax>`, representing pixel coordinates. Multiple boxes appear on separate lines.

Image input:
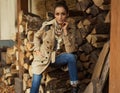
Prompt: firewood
<box><xmin>27</xmin><ymin>31</ymin><xmax>34</xmax><ymax>42</ymax></box>
<box><xmin>7</xmin><ymin>77</ymin><xmax>14</xmax><ymax>85</ymax></box>
<box><xmin>23</xmin><ymin>79</ymin><xmax>27</xmax><ymax>91</ymax></box>
<box><xmin>79</xmin><ymin>42</ymin><xmax>93</xmax><ymax>54</ymax></box>
<box><xmin>5</xmin><ymin>73</ymin><xmax>12</xmax><ymax>80</ymax></box>
<box><xmin>105</xmin><ymin>11</ymin><xmax>110</xmax><ymax>23</ymax></box>
<box><xmin>99</xmin><ymin>4</ymin><xmax>110</xmax><ymax>10</ymax></box>
<box><xmin>23</xmin><ymin>73</ymin><xmax>30</xmax><ymax>82</ymax></box>
<box><xmin>93</xmin><ymin>0</ymin><xmax>104</xmax><ymax>7</ymax></box>
<box><xmin>89</xmin><ymin>49</ymin><xmax>101</xmax><ymax>63</ymax></box>
<box><xmin>19</xmin><ymin>51</ymin><xmax>25</xmax><ymax>66</ymax></box>
<box><xmin>23</xmin><ymin>63</ymin><xmax>29</xmax><ymax>70</ymax></box>
<box><xmin>27</xmin><ymin>79</ymin><xmax>32</xmax><ymax>88</ymax></box>
<box><xmin>24</xmin><ymin>13</ymin><xmax>43</xmax><ymax>31</ymax></box>
<box><xmin>86</xmin><ymin>34</ymin><xmax>109</xmax><ymax>44</ymax></box>
<box><xmin>83</xmin><ymin>19</ymin><xmax>91</xmax><ymax>26</ymax></box>
<box><xmin>25</xmin><ymin>88</ymin><xmax>30</xmax><ymax>93</ymax></box>
<box><xmin>1</xmin><ymin>52</ymin><xmax>7</xmax><ymax>65</ymax></box>
<box><xmin>78</xmin><ymin>71</ymin><xmax>85</xmax><ymax>80</ymax></box>
<box><xmin>77</xmin><ymin>0</ymin><xmax>93</xmax><ymax>11</ymax></box>
<box><xmin>92</xmin><ymin>42</ymin><xmax>106</xmax><ymax>48</ymax></box>
<box><xmin>79</xmin><ymin>53</ymin><xmax>90</xmax><ymax>62</ymax></box>
<box><xmin>28</xmin><ymin>66</ymin><xmax>33</xmax><ymax>77</ymax></box>
<box><xmin>86</xmin><ymin>5</ymin><xmax>99</xmax><ymax>16</ymax></box>
<box><xmin>91</xmin><ymin>23</ymin><xmax>110</xmax><ymax>34</ymax></box>
<box><xmin>82</xmin><ymin>62</ymin><xmax>91</xmax><ymax>69</ymax></box>
<box><xmin>3</xmin><ymin>67</ymin><xmax>10</xmax><ymax>74</ymax></box>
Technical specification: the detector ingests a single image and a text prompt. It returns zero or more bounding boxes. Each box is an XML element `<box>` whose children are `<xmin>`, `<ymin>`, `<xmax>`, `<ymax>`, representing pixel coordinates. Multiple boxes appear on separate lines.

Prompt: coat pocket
<box><xmin>33</xmin><ymin>52</ymin><xmax>49</xmax><ymax>65</ymax></box>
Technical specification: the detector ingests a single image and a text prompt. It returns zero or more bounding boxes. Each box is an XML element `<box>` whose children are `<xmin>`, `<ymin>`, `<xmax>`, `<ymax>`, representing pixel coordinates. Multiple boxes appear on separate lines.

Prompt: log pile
<box><xmin>0</xmin><ymin>0</ymin><xmax>110</xmax><ymax>93</ymax></box>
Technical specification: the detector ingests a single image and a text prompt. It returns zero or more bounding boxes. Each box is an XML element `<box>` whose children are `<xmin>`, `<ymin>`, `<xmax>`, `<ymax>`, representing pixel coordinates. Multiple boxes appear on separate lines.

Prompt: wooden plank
<box><xmin>110</xmin><ymin>0</ymin><xmax>120</xmax><ymax>93</ymax></box>
<box><xmin>96</xmin><ymin>53</ymin><xmax>109</xmax><ymax>93</ymax></box>
<box><xmin>92</xmin><ymin>41</ymin><xmax>109</xmax><ymax>80</ymax></box>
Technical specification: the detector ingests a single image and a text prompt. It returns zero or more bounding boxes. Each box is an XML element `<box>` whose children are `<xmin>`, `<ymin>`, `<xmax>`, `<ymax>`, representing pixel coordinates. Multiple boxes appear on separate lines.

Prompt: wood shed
<box><xmin>0</xmin><ymin>0</ymin><xmax>119</xmax><ymax>93</ymax></box>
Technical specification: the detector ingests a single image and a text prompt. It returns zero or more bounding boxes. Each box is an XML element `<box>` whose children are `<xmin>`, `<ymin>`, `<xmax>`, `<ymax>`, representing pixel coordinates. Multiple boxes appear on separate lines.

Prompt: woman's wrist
<box><xmin>63</xmin><ymin>29</ymin><xmax>68</xmax><ymax>36</ymax></box>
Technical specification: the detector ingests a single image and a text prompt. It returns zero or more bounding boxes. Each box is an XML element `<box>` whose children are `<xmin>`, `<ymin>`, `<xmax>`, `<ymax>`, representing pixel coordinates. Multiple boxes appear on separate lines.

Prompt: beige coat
<box><xmin>32</xmin><ymin>19</ymin><xmax>82</xmax><ymax>74</ymax></box>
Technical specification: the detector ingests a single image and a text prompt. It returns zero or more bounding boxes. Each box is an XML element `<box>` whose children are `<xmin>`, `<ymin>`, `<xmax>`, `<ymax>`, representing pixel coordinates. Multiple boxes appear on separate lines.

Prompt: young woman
<box><xmin>30</xmin><ymin>1</ymin><xmax>79</xmax><ymax>93</ymax></box>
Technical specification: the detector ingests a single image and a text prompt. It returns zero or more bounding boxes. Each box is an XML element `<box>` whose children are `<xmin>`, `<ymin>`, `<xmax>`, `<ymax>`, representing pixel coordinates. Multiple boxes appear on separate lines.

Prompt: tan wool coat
<box><xmin>32</xmin><ymin>18</ymin><xmax>82</xmax><ymax>74</ymax></box>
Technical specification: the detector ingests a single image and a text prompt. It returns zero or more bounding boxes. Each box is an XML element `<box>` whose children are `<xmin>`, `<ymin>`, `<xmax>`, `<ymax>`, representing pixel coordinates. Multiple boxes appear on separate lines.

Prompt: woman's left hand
<box><xmin>62</xmin><ymin>22</ymin><xmax>68</xmax><ymax>36</ymax></box>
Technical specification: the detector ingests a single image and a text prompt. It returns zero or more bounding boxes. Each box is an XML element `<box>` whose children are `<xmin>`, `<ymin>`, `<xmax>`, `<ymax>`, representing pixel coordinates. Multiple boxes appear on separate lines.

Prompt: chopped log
<box><xmin>79</xmin><ymin>42</ymin><xmax>93</xmax><ymax>54</ymax></box>
<box><xmin>82</xmin><ymin>62</ymin><xmax>91</xmax><ymax>69</ymax></box>
<box><xmin>78</xmin><ymin>71</ymin><xmax>85</xmax><ymax>80</ymax></box>
<box><xmin>27</xmin><ymin>79</ymin><xmax>32</xmax><ymax>87</ymax></box>
<box><xmin>91</xmin><ymin>23</ymin><xmax>110</xmax><ymax>34</ymax></box>
<box><xmin>1</xmin><ymin>52</ymin><xmax>7</xmax><ymax>65</ymax></box>
<box><xmin>99</xmin><ymin>4</ymin><xmax>110</xmax><ymax>10</ymax></box>
<box><xmin>3</xmin><ymin>67</ymin><xmax>10</xmax><ymax>74</ymax></box>
<box><xmin>83</xmin><ymin>19</ymin><xmax>91</xmax><ymax>26</ymax></box>
<box><xmin>26</xmin><ymin>42</ymin><xmax>34</xmax><ymax>51</ymax></box>
<box><xmin>27</xmin><ymin>31</ymin><xmax>34</xmax><ymax>42</ymax></box>
<box><xmin>7</xmin><ymin>77</ymin><xmax>14</xmax><ymax>85</ymax></box>
<box><xmin>5</xmin><ymin>73</ymin><xmax>12</xmax><ymax>79</ymax></box>
<box><xmin>25</xmin><ymin>88</ymin><xmax>30</xmax><ymax>93</ymax></box>
<box><xmin>19</xmin><ymin>51</ymin><xmax>25</xmax><ymax>66</ymax></box>
<box><xmin>89</xmin><ymin>49</ymin><xmax>101</xmax><ymax>63</ymax></box>
<box><xmin>79</xmin><ymin>53</ymin><xmax>90</xmax><ymax>62</ymax></box>
<box><xmin>86</xmin><ymin>34</ymin><xmax>109</xmax><ymax>44</ymax></box>
<box><xmin>77</xmin><ymin>0</ymin><xmax>93</xmax><ymax>11</ymax></box>
<box><xmin>23</xmin><ymin>13</ymin><xmax>43</xmax><ymax>31</ymax></box>
<box><xmin>93</xmin><ymin>0</ymin><xmax>104</xmax><ymax>7</ymax></box>
<box><xmin>105</xmin><ymin>11</ymin><xmax>110</xmax><ymax>23</ymax></box>
<box><xmin>23</xmin><ymin>79</ymin><xmax>27</xmax><ymax>91</ymax></box>
<box><xmin>23</xmin><ymin>63</ymin><xmax>29</xmax><ymax>70</ymax></box>
<box><xmin>23</xmin><ymin>73</ymin><xmax>30</xmax><ymax>82</ymax></box>
<box><xmin>92</xmin><ymin>42</ymin><xmax>106</xmax><ymax>48</ymax></box>
<box><xmin>28</xmin><ymin>66</ymin><xmax>33</xmax><ymax>77</ymax></box>
<box><xmin>86</xmin><ymin>5</ymin><xmax>99</xmax><ymax>16</ymax></box>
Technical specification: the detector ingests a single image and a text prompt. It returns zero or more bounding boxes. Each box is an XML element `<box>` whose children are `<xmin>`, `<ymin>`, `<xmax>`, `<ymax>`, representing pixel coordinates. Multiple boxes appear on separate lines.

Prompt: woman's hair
<box><xmin>54</xmin><ymin>0</ymin><xmax>69</xmax><ymax>13</ymax></box>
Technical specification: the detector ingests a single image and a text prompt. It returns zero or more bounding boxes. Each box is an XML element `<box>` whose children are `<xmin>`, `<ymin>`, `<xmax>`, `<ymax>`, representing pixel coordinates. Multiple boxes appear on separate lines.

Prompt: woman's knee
<box><xmin>66</xmin><ymin>53</ymin><xmax>76</xmax><ymax>62</ymax></box>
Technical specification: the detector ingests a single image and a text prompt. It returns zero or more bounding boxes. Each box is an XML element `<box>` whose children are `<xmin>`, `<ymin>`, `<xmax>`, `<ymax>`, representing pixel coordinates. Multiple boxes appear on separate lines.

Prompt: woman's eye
<box><xmin>61</xmin><ymin>13</ymin><xmax>66</xmax><ymax>15</ymax></box>
<box><xmin>55</xmin><ymin>13</ymin><xmax>59</xmax><ymax>16</ymax></box>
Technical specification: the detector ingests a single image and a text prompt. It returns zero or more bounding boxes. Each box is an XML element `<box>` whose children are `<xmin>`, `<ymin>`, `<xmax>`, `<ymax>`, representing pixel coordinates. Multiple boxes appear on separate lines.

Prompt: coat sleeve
<box><xmin>33</xmin><ymin>23</ymin><xmax>46</xmax><ymax>51</ymax></box>
<box><xmin>63</xmin><ymin>24</ymin><xmax>77</xmax><ymax>53</ymax></box>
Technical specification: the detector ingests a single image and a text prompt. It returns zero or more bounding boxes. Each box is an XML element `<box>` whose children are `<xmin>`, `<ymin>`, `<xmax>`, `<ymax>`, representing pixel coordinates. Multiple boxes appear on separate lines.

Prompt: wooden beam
<box><xmin>110</xmin><ymin>0</ymin><xmax>120</xmax><ymax>93</ymax></box>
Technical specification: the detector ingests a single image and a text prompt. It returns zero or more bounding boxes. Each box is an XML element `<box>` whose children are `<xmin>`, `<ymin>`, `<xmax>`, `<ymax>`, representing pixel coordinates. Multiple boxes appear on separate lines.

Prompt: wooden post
<box><xmin>15</xmin><ymin>0</ymin><xmax>23</xmax><ymax>93</ymax></box>
<box><xmin>110</xmin><ymin>0</ymin><xmax>120</xmax><ymax>93</ymax></box>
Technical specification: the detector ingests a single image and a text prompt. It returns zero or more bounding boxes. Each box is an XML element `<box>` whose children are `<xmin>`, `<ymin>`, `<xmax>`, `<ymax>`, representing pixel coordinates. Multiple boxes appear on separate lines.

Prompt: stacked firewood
<box><xmin>0</xmin><ymin>0</ymin><xmax>110</xmax><ymax>93</ymax></box>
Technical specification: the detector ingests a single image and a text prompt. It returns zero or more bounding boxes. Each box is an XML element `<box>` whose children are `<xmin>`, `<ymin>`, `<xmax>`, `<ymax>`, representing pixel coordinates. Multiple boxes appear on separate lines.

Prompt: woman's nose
<box><xmin>59</xmin><ymin>15</ymin><xmax>62</xmax><ymax>19</ymax></box>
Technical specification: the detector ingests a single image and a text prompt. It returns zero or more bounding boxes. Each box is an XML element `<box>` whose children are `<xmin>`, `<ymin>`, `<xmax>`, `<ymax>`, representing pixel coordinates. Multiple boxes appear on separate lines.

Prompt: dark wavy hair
<box><xmin>54</xmin><ymin>0</ymin><xmax>69</xmax><ymax>13</ymax></box>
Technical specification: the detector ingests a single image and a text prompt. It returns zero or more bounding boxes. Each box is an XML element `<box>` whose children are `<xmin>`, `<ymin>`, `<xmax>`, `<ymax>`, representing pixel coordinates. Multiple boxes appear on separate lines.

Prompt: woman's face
<box><xmin>54</xmin><ymin>7</ymin><xmax>68</xmax><ymax>25</ymax></box>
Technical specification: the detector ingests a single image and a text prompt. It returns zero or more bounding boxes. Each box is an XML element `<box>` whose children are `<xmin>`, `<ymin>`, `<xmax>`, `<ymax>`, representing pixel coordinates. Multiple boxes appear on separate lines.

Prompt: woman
<box><xmin>30</xmin><ymin>1</ymin><xmax>79</xmax><ymax>93</ymax></box>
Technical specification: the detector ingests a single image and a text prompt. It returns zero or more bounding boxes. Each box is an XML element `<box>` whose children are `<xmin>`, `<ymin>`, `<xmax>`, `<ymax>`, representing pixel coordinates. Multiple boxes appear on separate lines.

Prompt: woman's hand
<box><xmin>62</xmin><ymin>22</ymin><xmax>68</xmax><ymax>36</ymax></box>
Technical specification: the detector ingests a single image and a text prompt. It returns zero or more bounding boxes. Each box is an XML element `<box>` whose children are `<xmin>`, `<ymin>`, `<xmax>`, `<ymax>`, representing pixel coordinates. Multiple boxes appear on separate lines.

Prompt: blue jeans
<box><xmin>30</xmin><ymin>53</ymin><xmax>78</xmax><ymax>93</ymax></box>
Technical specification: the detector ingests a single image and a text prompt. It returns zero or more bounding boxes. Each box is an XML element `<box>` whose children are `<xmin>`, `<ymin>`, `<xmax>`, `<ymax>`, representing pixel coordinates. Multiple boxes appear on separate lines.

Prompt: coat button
<box><xmin>47</xmin><ymin>52</ymin><xmax>49</xmax><ymax>54</ymax></box>
<box><xmin>46</xmin><ymin>57</ymin><xmax>48</xmax><ymax>59</ymax></box>
<box><xmin>47</xmin><ymin>41</ymin><xmax>49</xmax><ymax>43</ymax></box>
<box><xmin>41</xmin><ymin>61</ymin><xmax>43</xmax><ymax>63</ymax></box>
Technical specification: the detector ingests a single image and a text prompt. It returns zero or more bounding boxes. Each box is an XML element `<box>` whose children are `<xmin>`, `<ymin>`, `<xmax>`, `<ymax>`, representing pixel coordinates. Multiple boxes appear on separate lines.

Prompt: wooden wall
<box><xmin>110</xmin><ymin>0</ymin><xmax>120</xmax><ymax>93</ymax></box>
